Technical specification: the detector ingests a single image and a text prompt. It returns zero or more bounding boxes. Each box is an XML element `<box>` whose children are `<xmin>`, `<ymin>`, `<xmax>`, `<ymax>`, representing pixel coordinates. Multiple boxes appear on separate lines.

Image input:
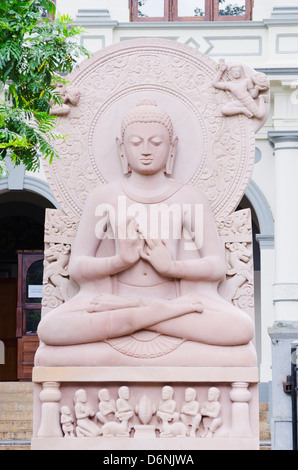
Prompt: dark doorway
<box><xmin>0</xmin><ymin>193</ymin><xmax>55</xmax><ymax>380</ymax></box>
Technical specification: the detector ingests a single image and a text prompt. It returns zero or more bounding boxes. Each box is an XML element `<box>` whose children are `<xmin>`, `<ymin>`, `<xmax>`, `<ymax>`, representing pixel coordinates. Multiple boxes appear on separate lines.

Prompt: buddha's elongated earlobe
<box><xmin>165</xmin><ymin>136</ymin><xmax>178</xmax><ymax>176</ymax></box>
<box><xmin>116</xmin><ymin>137</ymin><xmax>131</xmax><ymax>175</ymax></box>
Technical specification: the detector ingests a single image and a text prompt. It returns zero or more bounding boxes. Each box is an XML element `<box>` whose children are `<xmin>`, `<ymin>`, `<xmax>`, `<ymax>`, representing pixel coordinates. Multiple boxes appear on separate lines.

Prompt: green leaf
<box><xmin>0</xmin><ymin>0</ymin><xmax>90</xmax><ymax>177</ymax></box>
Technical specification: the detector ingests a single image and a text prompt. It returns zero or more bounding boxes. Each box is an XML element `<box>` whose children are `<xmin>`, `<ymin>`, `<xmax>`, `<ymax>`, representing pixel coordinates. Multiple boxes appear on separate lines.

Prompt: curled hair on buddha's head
<box><xmin>121</xmin><ymin>99</ymin><xmax>174</xmax><ymax>143</ymax></box>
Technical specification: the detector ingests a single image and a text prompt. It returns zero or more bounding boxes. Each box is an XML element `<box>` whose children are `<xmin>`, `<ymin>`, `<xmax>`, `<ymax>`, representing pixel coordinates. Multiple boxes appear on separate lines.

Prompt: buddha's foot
<box><xmin>87</xmin><ymin>293</ymin><xmax>142</xmax><ymax>313</ymax></box>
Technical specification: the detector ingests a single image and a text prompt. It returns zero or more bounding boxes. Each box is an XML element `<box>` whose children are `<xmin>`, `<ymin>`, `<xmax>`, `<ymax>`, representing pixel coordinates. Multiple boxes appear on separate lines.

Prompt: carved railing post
<box><xmin>37</xmin><ymin>381</ymin><xmax>63</xmax><ymax>438</ymax></box>
<box><xmin>229</xmin><ymin>382</ymin><xmax>252</xmax><ymax>437</ymax></box>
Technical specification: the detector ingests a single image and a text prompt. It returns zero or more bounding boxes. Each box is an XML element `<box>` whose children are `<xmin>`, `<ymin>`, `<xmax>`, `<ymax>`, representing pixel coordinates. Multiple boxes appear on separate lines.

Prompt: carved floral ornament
<box><xmin>45</xmin><ymin>39</ymin><xmax>269</xmax><ymax>224</ymax></box>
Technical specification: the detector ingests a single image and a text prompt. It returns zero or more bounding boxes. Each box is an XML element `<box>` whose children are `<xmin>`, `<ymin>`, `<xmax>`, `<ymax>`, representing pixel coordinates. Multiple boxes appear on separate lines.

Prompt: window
<box><xmin>130</xmin><ymin>0</ymin><xmax>253</xmax><ymax>22</ymax></box>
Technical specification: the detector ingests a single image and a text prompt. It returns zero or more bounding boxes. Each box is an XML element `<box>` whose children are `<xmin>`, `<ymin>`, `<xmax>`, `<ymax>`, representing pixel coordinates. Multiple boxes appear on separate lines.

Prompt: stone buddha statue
<box><xmin>36</xmin><ymin>99</ymin><xmax>256</xmax><ymax>367</ymax></box>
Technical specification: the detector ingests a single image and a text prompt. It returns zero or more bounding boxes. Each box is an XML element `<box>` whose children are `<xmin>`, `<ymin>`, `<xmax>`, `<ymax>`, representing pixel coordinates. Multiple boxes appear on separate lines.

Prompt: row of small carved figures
<box><xmin>60</xmin><ymin>385</ymin><xmax>222</xmax><ymax>438</ymax></box>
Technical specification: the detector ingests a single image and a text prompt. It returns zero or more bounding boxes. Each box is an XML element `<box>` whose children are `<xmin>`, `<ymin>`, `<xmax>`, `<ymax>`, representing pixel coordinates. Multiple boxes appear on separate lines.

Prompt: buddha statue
<box><xmin>36</xmin><ymin>99</ymin><xmax>256</xmax><ymax>367</ymax></box>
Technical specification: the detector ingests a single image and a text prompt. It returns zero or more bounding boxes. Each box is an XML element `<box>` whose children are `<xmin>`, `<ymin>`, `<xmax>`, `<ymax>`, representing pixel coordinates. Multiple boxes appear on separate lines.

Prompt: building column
<box><xmin>268</xmin><ymin>131</ymin><xmax>298</xmax><ymax>322</ymax></box>
<box><xmin>256</xmin><ymin>234</ymin><xmax>275</xmax><ymax>391</ymax></box>
<box><xmin>268</xmin><ymin>130</ymin><xmax>298</xmax><ymax>450</ymax></box>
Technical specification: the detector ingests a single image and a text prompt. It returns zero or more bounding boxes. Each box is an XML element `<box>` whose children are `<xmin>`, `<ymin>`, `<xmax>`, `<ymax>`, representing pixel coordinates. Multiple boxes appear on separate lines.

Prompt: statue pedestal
<box><xmin>31</xmin><ymin>436</ymin><xmax>259</xmax><ymax>451</ymax></box>
<box><xmin>31</xmin><ymin>366</ymin><xmax>259</xmax><ymax>450</ymax></box>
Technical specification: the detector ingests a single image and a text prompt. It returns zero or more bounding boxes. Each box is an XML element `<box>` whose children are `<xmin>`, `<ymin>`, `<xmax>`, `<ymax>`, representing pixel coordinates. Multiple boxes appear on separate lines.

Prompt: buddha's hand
<box><xmin>118</xmin><ymin>218</ymin><xmax>143</xmax><ymax>267</ymax></box>
<box><xmin>140</xmin><ymin>238</ymin><xmax>174</xmax><ymax>276</ymax></box>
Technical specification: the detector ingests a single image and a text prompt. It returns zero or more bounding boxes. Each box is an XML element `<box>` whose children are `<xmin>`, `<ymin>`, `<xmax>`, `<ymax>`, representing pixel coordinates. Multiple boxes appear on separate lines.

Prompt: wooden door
<box><xmin>16</xmin><ymin>251</ymin><xmax>43</xmax><ymax>381</ymax></box>
<box><xmin>0</xmin><ymin>278</ymin><xmax>17</xmax><ymax>381</ymax></box>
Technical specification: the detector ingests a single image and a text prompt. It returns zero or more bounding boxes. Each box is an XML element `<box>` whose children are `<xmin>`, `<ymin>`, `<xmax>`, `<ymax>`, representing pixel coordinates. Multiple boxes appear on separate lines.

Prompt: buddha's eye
<box><xmin>150</xmin><ymin>137</ymin><xmax>162</xmax><ymax>146</ymax></box>
<box><xmin>130</xmin><ymin>137</ymin><xmax>142</xmax><ymax>146</ymax></box>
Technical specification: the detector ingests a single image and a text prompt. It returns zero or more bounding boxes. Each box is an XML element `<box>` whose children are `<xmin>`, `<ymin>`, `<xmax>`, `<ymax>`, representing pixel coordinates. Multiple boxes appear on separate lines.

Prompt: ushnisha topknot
<box><xmin>121</xmin><ymin>99</ymin><xmax>174</xmax><ymax>142</ymax></box>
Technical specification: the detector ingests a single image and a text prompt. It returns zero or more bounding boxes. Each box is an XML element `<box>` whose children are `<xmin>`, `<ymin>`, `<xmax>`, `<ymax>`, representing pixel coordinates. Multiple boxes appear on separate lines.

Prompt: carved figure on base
<box><xmin>96</xmin><ymin>388</ymin><xmax>116</xmax><ymax>424</ymax></box>
<box><xmin>200</xmin><ymin>387</ymin><xmax>223</xmax><ymax>438</ymax></box>
<box><xmin>116</xmin><ymin>386</ymin><xmax>134</xmax><ymax>423</ymax></box>
<box><xmin>180</xmin><ymin>388</ymin><xmax>202</xmax><ymax>437</ymax></box>
<box><xmin>60</xmin><ymin>406</ymin><xmax>74</xmax><ymax>437</ymax></box>
<box><xmin>74</xmin><ymin>389</ymin><xmax>100</xmax><ymax>437</ymax></box>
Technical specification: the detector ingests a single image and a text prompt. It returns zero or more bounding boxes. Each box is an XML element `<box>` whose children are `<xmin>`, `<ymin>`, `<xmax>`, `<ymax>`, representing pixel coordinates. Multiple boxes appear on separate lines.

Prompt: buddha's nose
<box><xmin>142</xmin><ymin>141</ymin><xmax>151</xmax><ymax>155</ymax></box>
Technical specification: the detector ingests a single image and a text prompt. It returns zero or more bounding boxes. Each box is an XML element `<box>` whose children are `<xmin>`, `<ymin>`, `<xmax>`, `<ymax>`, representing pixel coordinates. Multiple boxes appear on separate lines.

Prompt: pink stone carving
<box><xmin>180</xmin><ymin>388</ymin><xmax>202</xmax><ymax>437</ymax></box>
<box><xmin>50</xmin><ymin>83</ymin><xmax>80</xmax><ymax>116</ymax></box>
<box><xmin>37</xmin><ymin>99</ymin><xmax>255</xmax><ymax>368</ymax></box>
<box><xmin>96</xmin><ymin>389</ymin><xmax>116</xmax><ymax>424</ymax></box>
<box><xmin>60</xmin><ymin>406</ymin><xmax>74</xmax><ymax>437</ymax></box>
<box><xmin>32</xmin><ymin>39</ymin><xmax>268</xmax><ymax>450</ymax></box>
<box><xmin>74</xmin><ymin>389</ymin><xmax>100</xmax><ymax>437</ymax></box>
<box><xmin>212</xmin><ymin>59</ymin><xmax>270</xmax><ymax>132</ymax></box>
<box><xmin>42</xmin><ymin>39</ymin><xmax>259</xmax><ymax>223</ymax></box>
<box><xmin>200</xmin><ymin>387</ymin><xmax>223</xmax><ymax>438</ymax></box>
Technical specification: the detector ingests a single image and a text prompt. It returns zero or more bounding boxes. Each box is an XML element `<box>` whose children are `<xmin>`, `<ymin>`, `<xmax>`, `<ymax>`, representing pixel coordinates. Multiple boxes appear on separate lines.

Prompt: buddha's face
<box><xmin>122</xmin><ymin>122</ymin><xmax>172</xmax><ymax>176</ymax></box>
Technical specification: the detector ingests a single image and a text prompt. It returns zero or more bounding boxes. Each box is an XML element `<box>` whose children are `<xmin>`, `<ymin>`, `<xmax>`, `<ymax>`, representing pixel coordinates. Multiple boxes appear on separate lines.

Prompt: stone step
<box><xmin>0</xmin><ymin>382</ymin><xmax>33</xmax><ymax>441</ymax></box>
<box><xmin>0</xmin><ymin>402</ymin><xmax>33</xmax><ymax>412</ymax></box>
<box><xmin>0</xmin><ymin>428</ymin><xmax>32</xmax><ymax>440</ymax></box>
<box><xmin>259</xmin><ymin>402</ymin><xmax>271</xmax><ymax>442</ymax></box>
<box><xmin>0</xmin><ymin>440</ymin><xmax>31</xmax><ymax>451</ymax></box>
<box><xmin>0</xmin><ymin>383</ymin><xmax>33</xmax><ymax>393</ymax></box>
<box><xmin>260</xmin><ymin>440</ymin><xmax>271</xmax><ymax>450</ymax></box>
<box><xmin>0</xmin><ymin>424</ymin><xmax>33</xmax><ymax>440</ymax></box>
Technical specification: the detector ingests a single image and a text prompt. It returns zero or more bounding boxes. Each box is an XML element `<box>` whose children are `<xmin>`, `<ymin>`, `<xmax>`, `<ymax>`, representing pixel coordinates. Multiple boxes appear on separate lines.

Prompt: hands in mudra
<box><xmin>118</xmin><ymin>218</ymin><xmax>174</xmax><ymax>276</ymax></box>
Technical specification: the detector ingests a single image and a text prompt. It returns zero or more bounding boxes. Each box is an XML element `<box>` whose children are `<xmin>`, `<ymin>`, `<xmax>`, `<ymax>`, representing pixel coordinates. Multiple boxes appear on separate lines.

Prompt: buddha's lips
<box><xmin>140</xmin><ymin>158</ymin><xmax>153</xmax><ymax>165</ymax></box>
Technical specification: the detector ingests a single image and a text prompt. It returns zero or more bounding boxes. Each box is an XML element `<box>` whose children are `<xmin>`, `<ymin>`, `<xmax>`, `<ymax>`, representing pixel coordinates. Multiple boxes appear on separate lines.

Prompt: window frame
<box><xmin>130</xmin><ymin>0</ymin><xmax>253</xmax><ymax>22</ymax></box>
<box><xmin>130</xmin><ymin>0</ymin><xmax>170</xmax><ymax>22</ymax></box>
<box><xmin>172</xmin><ymin>0</ymin><xmax>212</xmax><ymax>22</ymax></box>
<box><xmin>213</xmin><ymin>0</ymin><xmax>252</xmax><ymax>22</ymax></box>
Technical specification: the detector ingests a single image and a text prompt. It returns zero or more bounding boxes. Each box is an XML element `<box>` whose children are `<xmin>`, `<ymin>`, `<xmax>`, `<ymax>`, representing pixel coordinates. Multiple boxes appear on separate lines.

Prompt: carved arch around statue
<box><xmin>43</xmin><ymin>39</ymin><xmax>269</xmax><ymax>225</ymax></box>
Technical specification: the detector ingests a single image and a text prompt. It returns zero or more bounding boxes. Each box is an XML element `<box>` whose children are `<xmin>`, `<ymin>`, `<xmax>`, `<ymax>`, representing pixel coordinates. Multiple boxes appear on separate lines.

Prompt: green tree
<box><xmin>0</xmin><ymin>0</ymin><xmax>89</xmax><ymax>178</ymax></box>
<box><xmin>218</xmin><ymin>0</ymin><xmax>246</xmax><ymax>16</ymax></box>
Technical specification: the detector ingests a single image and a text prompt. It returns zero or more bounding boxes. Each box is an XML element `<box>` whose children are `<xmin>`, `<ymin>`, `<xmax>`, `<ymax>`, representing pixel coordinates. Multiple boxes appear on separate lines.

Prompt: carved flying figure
<box><xmin>50</xmin><ymin>83</ymin><xmax>80</xmax><ymax>116</ymax></box>
<box><xmin>213</xmin><ymin>59</ymin><xmax>270</xmax><ymax>120</ymax></box>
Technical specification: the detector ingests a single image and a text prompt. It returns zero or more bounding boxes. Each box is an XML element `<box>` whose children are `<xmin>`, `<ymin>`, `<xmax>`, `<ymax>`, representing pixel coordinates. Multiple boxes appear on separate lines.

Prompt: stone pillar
<box><xmin>229</xmin><ymin>382</ymin><xmax>252</xmax><ymax>438</ymax></box>
<box><xmin>37</xmin><ymin>382</ymin><xmax>63</xmax><ymax>438</ymax></box>
<box><xmin>256</xmin><ymin>234</ymin><xmax>275</xmax><ymax>390</ymax></box>
<box><xmin>268</xmin><ymin>130</ymin><xmax>298</xmax><ymax>449</ymax></box>
<box><xmin>269</xmin><ymin>131</ymin><xmax>298</xmax><ymax>322</ymax></box>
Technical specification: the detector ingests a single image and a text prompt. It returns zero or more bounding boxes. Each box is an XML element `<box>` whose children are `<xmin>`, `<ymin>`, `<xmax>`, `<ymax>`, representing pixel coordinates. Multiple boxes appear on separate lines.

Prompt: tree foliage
<box><xmin>0</xmin><ymin>0</ymin><xmax>89</xmax><ymax>177</ymax></box>
<box><xmin>218</xmin><ymin>0</ymin><xmax>246</xmax><ymax>16</ymax></box>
